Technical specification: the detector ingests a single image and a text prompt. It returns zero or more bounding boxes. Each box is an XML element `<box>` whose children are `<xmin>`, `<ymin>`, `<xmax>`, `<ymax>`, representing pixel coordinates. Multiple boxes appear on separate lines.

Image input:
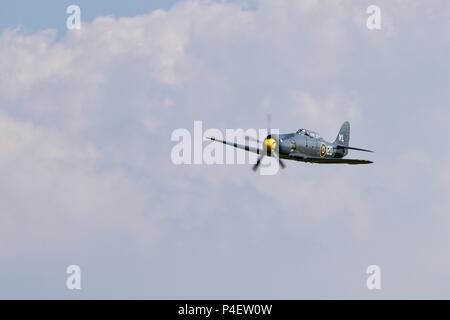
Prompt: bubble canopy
<box><xmin>296</xmin><ymin>129</ymin><xmax>321</xmax><ymax>139</ymax></box>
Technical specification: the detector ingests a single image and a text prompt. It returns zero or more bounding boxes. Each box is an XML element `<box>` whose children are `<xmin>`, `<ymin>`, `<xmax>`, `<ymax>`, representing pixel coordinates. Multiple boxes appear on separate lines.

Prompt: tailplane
<box><xmin>334</xmin><ymin>122</ymin><xmax>373</xmax><ymax>156</ymax></box>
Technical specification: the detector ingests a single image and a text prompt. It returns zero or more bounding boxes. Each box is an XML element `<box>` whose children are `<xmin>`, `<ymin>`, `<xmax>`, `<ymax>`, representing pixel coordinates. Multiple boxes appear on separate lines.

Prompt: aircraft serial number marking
<box><xmin>326</xmin><ymin>146</ymin><xmax>333</xmax><ymax>156</ymax></box>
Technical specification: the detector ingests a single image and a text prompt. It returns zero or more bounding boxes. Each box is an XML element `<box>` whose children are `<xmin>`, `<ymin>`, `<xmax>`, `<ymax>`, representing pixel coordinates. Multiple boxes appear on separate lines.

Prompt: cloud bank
<box><xmin>1</xmin><ymin>0</ymin><xmax>450</xmax><ymax>298</ymax></box>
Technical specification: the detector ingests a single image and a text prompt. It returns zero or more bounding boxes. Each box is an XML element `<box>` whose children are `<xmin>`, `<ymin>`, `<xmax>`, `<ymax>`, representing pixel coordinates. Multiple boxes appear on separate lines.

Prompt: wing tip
<box><xmin>350</xmin><ymin>160</ymin><xmax>374</xmax><ymax>165</ymax></box>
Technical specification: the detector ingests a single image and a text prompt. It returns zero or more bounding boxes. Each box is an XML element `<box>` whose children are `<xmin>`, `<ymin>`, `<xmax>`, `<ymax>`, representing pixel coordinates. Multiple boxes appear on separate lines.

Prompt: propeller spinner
<box><xmin>252</xmin><ymin>114</ymin><xmax>285</xmax><ymax>171</ymax></box>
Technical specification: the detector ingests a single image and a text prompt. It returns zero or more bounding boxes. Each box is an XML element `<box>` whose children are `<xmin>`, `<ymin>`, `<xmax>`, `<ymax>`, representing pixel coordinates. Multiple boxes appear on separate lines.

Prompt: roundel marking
<box><xmin>320</xmin><ymin>143</ymin><xmax>327</xmax><ymax>158</ymax></box>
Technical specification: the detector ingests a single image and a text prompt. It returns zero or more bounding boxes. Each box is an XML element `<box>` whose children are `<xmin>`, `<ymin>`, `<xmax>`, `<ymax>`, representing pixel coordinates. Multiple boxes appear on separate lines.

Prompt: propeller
<box><xmin>252</xmin><ymin>113</ymin><xmax>285</xmax><ymax>172</ymax></box>
<box><xmin>252</xmin><ymin>157</ymin><xmax>263</xmax><ymax>171</ymax></box>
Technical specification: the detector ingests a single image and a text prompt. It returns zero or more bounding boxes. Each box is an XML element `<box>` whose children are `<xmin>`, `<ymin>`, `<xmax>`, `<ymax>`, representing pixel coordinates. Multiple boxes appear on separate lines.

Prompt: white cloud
<box><xmin>289</xmin><ymin>91</ymin><xmax>362</xmax><ymax>138</ymax></box>
<box><xmin>0</xmin><ymin>0</ymin><xmax>373</xmax><ymax>262</ymax></box>
<box><xmin>0</xmin><ymin>113</ymin><xmax>163</xmax><ymax>258</ymax></box>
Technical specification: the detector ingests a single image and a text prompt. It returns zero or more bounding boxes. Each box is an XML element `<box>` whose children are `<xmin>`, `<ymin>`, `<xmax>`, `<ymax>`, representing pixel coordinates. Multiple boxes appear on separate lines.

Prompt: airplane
<box><xmin>207</xmin><ymin>115</ymin><xmax>373</xmax><ymax>171</ymax></box>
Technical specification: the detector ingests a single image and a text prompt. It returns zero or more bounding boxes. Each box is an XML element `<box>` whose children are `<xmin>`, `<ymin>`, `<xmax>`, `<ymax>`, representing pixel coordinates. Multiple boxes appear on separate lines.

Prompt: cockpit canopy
<box><xmin>296</xmin><ymin>129</ymin><xmax>321</xmax><ymax>139</ymax></box>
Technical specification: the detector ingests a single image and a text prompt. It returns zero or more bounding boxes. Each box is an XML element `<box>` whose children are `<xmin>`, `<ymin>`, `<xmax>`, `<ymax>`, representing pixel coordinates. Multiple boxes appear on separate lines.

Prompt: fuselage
<box><xmin>263</xmin><ymin>129</ymin><xmax>346</xmax><ymax>160</ymax></box>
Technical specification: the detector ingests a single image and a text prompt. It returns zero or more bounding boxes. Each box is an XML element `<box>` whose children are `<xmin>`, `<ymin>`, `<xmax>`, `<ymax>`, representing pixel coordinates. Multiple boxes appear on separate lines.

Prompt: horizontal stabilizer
<box><xmin>337</xmin><ymin>145</ymin><xmax>373</xmax><ymax>153</ymax></box>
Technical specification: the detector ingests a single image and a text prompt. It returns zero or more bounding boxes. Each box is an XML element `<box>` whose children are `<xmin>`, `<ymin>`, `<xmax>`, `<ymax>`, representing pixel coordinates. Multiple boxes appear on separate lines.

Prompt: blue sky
<box><xmin>1</xmin><ymin>0</ymin><xmax>450</xmax><ymax>299</ymax></box>
<box><xmin>0</xmin><ymin>0</ymin><xmax>180</xmax><ymax>32</ymax></box>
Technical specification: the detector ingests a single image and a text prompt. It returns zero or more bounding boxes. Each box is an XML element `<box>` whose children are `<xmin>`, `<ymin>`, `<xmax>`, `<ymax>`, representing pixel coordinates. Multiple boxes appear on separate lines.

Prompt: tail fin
<box><xmin>334</xmin><ymin>121</ymin><xmax>350</xmax><ymax>156</ymax></box>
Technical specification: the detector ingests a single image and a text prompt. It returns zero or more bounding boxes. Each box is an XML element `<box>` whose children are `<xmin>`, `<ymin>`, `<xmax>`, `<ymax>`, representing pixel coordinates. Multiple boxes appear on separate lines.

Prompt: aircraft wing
<box><xmin>289</xmin><ymin>153</ymin><xmax>373</xmax><ymax>165</ymax></box>
<box><xmin>302</xmin><ymin>158</ymin><xmax>373</xmax><ymax>164</ymax></box>
<box><xmin>207</xmin><ymin>137</ymin><xmax>262</xmax><ymax>155</ymax></box>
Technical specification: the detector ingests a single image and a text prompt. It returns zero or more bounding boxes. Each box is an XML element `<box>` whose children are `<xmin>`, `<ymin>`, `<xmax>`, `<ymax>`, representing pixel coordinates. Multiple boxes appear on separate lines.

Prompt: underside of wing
<box><xmin>207</xmin><ymin>137</ymin><xmax>262</xmax><ymax>155</ymax></box>
<box><xmin>302</xmin><ymin>158</ymin><xmax>373</xmax><ymax>164</ymax></box>
<box><xmin>288</xmin><ymin>153</ymin><xmax>373</xmax><ymax>164</ymax></box>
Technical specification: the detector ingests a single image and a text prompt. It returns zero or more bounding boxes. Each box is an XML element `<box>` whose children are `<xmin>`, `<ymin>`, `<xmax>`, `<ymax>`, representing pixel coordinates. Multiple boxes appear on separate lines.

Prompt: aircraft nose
<box><xmin>264</xmin><ymin>136</ymin><xmax>277</xmax><ymax>153</ymax></box>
